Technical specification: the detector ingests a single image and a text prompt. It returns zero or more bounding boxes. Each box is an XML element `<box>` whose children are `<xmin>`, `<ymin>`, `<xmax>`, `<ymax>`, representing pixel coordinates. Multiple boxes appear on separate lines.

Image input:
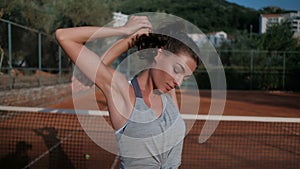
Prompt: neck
<box><xmin>136</xmin><ymin>69</ymin><xmax>159</xmax><ymax>97</ymax></box>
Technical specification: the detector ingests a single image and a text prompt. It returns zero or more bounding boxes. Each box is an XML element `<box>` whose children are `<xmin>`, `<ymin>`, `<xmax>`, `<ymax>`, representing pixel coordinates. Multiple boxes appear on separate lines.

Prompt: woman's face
<box><xmin>150</xmin><ymin>49</ymin><xmax>197</xmax><ymax>93</ymax></box>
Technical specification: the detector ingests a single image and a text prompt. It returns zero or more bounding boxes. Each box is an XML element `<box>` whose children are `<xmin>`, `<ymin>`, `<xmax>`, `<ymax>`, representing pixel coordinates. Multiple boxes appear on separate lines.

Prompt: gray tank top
<box><xmin>115</xmin><ymin>76</ymin><xmax>186</xmax><ymax>169</ymax></box>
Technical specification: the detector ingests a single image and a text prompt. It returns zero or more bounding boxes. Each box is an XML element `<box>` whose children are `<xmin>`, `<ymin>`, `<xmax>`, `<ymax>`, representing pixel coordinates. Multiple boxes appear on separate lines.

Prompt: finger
<box><xmin>135</xmin><ymin>16</ymin><xmax>151</xmax><ymax>26</ymax></box>
<box><xmin>140</xmin><ymin>19</ymin><xmax>152</xmax><ymax>29</ymax></box>
<box><xmin>139</xmin><ymin>28</ymin><xmax>151</xmax><ymax>36</ymax></box>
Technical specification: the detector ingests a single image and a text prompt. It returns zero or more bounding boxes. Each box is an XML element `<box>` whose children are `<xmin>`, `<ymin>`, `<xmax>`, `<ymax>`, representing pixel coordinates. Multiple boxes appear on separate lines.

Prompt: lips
<box><xmin>166</xmin><ymin>83</ymin><xmax>173</xmax><ymax>91</ymax></box>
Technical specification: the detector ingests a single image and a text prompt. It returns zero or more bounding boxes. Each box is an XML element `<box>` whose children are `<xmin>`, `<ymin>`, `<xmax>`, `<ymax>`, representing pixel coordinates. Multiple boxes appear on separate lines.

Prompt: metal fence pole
<box><xmin>0</xmin><ymin>47</ymin><xmax>4</xmax><ymax>72</ymax></box>
<box><xmin>58</xmin><ymin>45</ymin><xmax>62</xmax><ymax>83</ymax></box>
<box><xmin>37</xmin><ymin>32</ymin><xmax>42</xmax><ymax>86</ymax></box>
<box><xmin>250</xmin><ymin>50</ymin><xmax>254</xmax><ymax>90</ymax></box>
<box><xmin>38</xmin><ymin>32</ymin><xmax>42</xmax><ymax>70</ymax></box>
<box><xmin>8</xmin><ymin>22</ymin><xmax>13</xmax><ymax>89</ymax></box>
<box><xmin>282</xmin><ymin>52</ymin><xmax>286</xmax><ymax>90</ymax></box>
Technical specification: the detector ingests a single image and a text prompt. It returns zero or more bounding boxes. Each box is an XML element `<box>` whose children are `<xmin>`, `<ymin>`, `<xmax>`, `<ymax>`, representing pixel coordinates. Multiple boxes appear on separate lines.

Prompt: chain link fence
<box><xmin>1</xmin><ymin>19</ymin><xmax>299</xmax><ymax>91</ymax></box>
<box><xmin>0</xmin><ymin>19</ymin><xmax>71</xmax><ymax>90</ymax></box>
<box><xmin>195</xmin><ymin>50</ymin><xmax>300</xmax><ymax>91</ymax></box>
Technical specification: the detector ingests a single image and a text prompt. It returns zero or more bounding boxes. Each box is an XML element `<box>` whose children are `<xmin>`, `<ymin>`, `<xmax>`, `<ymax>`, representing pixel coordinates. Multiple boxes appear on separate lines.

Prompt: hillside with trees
<box><xmin>115</xmin><ymin>0</ymin><xmax>260</xmax><ymax>34</ymax></box>
<box><xmin>2</xmin><ymin>0</ymin><xmax>295</xmax><ymax>34</ymax></box>
<box><xmin>0</xmin><ymin>0</ymin><xmax>299</xmax><ymax>90</ymax></box>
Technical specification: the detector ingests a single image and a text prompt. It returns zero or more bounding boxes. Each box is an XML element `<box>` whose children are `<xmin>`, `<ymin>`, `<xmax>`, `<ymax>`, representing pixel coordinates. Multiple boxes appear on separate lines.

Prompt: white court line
<box><xmin>1</xmin><ymin>105</ymin><xmax>300</xmax><ymax>166</ymax></box>
<box><xmin>181</xmin><ymin>114</ymin><xmax>300</xmax><ymax>123</ymax></box>
<box><xmin>1</xmin><ymin>105</ymin><xmax>300</xmax><ymax>123</ymax></box>
<box><xmin>110</xmin><ymin>155</ymin><xmax>119</xmax><ymax>169</ymax></box>
<box><xmin>0</xmin><ymin>105</ymin><xmax>109</xmax><ymax>116</ymax></box>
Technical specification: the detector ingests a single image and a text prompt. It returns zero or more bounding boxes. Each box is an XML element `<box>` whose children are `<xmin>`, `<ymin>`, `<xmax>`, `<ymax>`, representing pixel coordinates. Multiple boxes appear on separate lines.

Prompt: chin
<box><xmin>153</xmin><ymin>89</ymin><xmax>164</xmax><ymax>95</ymax></box>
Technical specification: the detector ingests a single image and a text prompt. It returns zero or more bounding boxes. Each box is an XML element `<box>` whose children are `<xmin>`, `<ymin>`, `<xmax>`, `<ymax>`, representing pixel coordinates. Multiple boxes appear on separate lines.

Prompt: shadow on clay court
<box><xmin>0</xmin><ymin>141</ymin><xmax>32</xmax><ymax>169</ymax></box>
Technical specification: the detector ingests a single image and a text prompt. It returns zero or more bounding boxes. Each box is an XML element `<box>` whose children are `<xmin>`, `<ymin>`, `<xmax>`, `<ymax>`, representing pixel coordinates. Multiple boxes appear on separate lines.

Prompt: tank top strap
<box><xmin>131</xmin><ymin>76</ymin><xmax>143</xmax><ymax>98</ymax></box>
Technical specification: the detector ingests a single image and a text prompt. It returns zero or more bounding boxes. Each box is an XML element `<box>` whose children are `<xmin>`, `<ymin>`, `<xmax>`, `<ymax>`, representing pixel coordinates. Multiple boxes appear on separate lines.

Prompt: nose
<box><xmin>173</xmin><ymin>75</ymin><xmax>183</xmax><ymax>87</ymax></box>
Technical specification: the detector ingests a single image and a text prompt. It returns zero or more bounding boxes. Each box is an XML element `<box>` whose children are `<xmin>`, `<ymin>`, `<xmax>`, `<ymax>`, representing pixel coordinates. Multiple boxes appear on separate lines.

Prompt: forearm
<box><xmin>56</xmin><ymin>15</ymin><xmax>151</xmax><ymax>48</ymax></box>
<box><xmin>101</xmin><ymin>36</ymin><xmax>133</xmax><ymax>65</ymax></box>
<box><xmin>55</xmin><ymin>26</ymin><xmax>129</xmax><ymax>44</ymax></box>
<box><xmin>101</xmin><ymin>28</ymin><xmax>151</xmax><ymax>66</ymax></box>
<box><xmin>56</xmin><ymin>16</ymin><xmax>151</xmax><ymax>65</ymax></box>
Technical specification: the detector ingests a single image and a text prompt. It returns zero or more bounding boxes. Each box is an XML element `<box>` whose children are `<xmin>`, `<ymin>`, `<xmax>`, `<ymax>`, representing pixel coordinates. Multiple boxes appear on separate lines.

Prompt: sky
<box><xmin>226</xmin><ymin>0</ymin><xmax>300</xmax><ymax>11</ymax></box>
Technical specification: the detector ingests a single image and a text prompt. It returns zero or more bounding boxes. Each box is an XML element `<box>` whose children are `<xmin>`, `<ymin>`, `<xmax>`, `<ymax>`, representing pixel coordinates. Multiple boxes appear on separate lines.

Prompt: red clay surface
<box><xmin>1</xmin><ymin>88</ymin><xmax>300</xmax><ymax>169</ymax></box>
<box><xmin>50</xmin><ymin>89</ymin><xmax>300</xmax><ymax>117</ymax></box>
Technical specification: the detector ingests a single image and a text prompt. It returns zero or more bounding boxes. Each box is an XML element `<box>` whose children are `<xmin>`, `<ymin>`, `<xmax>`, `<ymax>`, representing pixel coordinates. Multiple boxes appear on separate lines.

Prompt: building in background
<box><xmin>259</xmin><ymin>13</ymin><xmax>285</xmax><ymax>34</ymax></box>
<box><xmin>113</xmin><ymin>12</ymin><xmax>128</xmax><ymax>27</ymax></box>
<box><xmin>285</xmin><ymin>11</ymin><xmax>300</xmax><ymax>39</ymax></box>
<box><xmin>189</xmin><ymin>31</ymin><xmax>233</xmax><ymax>48</ymax></box>
<box><xmin>112</xmin><ymin>12</ymin><xmax>234</xmax><ymax>47</ymax></box>
<box><xmin>259</xmin><ymin>11</ymin><xmax>300</xmax><ymax>38</ymax></box>
<box><xmin>206</xmin><ymin>31</ymin><xmax>233</xmax><ymax>47</ymax></box>
<box><xmin>285</xmin><ymin>11</ymin><xmax>300</xmax><ymax>33</ymax></box>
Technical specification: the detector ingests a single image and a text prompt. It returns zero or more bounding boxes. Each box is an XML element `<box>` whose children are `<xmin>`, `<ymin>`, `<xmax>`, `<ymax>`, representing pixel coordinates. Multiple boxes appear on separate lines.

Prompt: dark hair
<box><xmin>133</xmin><ymin>27</ymin><xmax>201</xmax><ymax>66</ymax></box>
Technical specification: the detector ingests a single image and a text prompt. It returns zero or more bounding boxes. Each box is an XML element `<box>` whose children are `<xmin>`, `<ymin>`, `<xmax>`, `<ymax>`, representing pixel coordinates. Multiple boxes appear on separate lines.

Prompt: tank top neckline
<box><xmin>131</xmin><ymin>76</ymin><xmax>167</xmax><ymax>119</ymax></box>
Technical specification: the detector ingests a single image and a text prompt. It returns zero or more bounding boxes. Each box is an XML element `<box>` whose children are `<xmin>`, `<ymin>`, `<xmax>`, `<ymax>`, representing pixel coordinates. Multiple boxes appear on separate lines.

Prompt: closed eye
<box><xmin>183</xmin><ymin>75</ymin><xmax>191</xmax><ymax>81</ymax></box>
<box><xmin>173</xmin><ymin>65</ymin><xmax>181</xmax><ymax>74</ymax></box>
<box><xmin>173</xmin><ymin>63</ymin><xmax>185</xmax><ymax>74</ymax></box>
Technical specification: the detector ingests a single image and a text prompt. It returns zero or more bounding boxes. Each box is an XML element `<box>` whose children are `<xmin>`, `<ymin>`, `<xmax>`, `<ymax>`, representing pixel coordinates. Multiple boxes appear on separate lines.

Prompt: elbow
<box><xmin>55</xmin><ymin>28</ymin><xmax>66</xmax><ymax>43</ymax></box>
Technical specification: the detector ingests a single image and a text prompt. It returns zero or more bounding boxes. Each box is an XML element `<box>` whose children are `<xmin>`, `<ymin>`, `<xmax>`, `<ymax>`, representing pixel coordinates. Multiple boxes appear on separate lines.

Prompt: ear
<box><xmin>154</xmin><ymin>48</ymin><xmax>163</xmax><ymax>63</ymax></box>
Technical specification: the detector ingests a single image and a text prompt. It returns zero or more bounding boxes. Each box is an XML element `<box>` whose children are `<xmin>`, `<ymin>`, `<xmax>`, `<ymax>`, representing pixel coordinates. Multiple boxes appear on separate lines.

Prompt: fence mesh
<box><xmin>0</xmin><ymin>106</ymin><xmax>299</xmax><ymax>169</ymax></box>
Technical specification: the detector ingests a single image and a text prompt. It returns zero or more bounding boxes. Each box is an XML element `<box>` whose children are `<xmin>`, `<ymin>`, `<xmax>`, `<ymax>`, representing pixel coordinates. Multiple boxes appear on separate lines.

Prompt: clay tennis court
<box><xmin>1</xmin><ymin>88</ymin><xmax>300</xmax><ymax>169</ymax></box>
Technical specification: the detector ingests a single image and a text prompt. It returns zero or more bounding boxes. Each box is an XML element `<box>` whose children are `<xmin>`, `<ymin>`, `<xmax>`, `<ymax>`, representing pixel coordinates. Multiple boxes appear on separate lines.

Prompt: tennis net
<box><xmin>0</xmin><ymin>106</ymin><xmax>299</xmax><ymax>169</ymax></box>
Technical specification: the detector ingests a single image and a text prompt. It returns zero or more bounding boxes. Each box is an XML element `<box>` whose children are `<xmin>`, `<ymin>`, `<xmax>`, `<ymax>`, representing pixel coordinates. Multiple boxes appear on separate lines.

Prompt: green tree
<box><xmin>115</xmin><ymin>0</ymin><xmax>259</xmax><ymax>33</ymax></box>
<box><xmin>257</xmin><ymin>23</ymin><xmax>298</xmax><ymax>51</ymax></box>
<box><xmin>1</xmin><ymin>0</ymin><xmax>113</xmax><ymax>34</ymax></box>
<box><xmin>0</xmin><ymin>0</ymin><xmax>114</xmax><ymax>70</ymax></box>
<box><xmin>259</xmin><ymin>6</ymin><xmax>286</xmax><ymax>14</ymax></box>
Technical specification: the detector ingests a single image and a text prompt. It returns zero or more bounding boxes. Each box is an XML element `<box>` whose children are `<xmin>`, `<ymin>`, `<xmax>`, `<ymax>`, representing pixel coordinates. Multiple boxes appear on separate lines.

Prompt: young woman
<box><xmin>56</xmin><ymin>16</ymin><xmax>200</xmax><ymax>169</ymax></box>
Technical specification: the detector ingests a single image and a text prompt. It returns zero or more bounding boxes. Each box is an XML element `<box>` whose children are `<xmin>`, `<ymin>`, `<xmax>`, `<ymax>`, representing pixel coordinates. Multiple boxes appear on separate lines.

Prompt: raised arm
<box><xmin>68</xmin><ymin>27</ymin><xmax>145</xmax><ymax>92</ymax></box>
<box><xmin>55</xmin><ymin>16</ymin><xmax>152</xmax><ymax>130</ymax></box>
<box><xmin>56</xmin><ymin>16</ymin><xmax>151</xmax><ymax>64</ymax></box>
